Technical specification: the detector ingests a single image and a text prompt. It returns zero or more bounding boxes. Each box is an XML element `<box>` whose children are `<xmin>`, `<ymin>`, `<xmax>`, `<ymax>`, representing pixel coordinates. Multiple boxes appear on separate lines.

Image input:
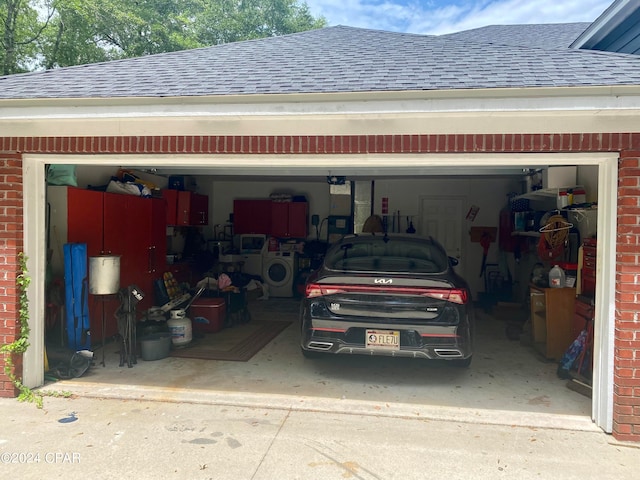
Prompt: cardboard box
<box><xmin>329</xmin><ymin>194</ymin><xmax>352</xmax><ymax>215</ymax></box>
<box><xmin>542</xmin><ymin>167</ymin><xmax>577</xmax><ymax>189</ymax></box>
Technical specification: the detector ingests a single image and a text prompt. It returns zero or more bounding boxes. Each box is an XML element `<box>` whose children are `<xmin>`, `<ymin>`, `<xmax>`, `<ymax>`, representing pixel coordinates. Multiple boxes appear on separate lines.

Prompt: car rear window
<box><xmin>325</xmin><ymin>237</ymin><xmax>449</xmax><ymax>273</ymax></box>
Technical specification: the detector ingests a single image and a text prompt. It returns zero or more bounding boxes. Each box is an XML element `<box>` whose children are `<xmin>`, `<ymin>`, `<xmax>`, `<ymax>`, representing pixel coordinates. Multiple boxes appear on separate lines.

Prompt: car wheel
<box><xmin>300</xmin><ymin>347</ymin><xmax>323</xmax><ymax>359</ymax></box>
<box><xmin>451</xmin><ymin>356</ymin><xmax>472</xmax><ymax>368</ymax></box>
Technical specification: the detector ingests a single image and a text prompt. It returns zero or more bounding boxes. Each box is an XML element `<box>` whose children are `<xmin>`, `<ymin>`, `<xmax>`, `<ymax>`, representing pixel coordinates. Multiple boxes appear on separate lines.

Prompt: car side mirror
<box><xmin>449</xmin><ymin>257</ymin><xmax>459</xmax><ymax>267</ymax></box>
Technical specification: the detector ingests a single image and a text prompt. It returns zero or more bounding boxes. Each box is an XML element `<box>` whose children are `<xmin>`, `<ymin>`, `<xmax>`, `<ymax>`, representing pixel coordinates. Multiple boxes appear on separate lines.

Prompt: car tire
<box><xmin>451</xmin><ymin>356</ymin><xmax>472</xmax><ymax>368</ymax></box>
<box><xmin>300</xmin><ymin>347</ymin><xmax>323</xmax><ymax>359</ymax></box>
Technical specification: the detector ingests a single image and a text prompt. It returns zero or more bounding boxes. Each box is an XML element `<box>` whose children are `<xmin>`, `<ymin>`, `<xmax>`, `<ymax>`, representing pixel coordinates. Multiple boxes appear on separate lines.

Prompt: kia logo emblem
<box><xmin>374</xmin><ymin>278</ymin><xmax>393</xmax><ymax>284</ymax></box>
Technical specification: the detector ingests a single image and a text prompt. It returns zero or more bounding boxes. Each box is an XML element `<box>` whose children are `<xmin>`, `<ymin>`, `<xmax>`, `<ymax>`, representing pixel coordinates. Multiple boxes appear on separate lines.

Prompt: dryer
<box><xmin>262</xmin><ymin>251</ymin><xmax>298</xmax><ymax>297</ymax></box>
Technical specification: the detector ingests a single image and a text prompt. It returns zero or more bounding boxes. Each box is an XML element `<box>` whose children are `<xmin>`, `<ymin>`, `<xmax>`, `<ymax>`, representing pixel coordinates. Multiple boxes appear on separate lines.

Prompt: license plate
<box><xmin>366</xmin><ymin>329</ymin><xmax>400</xmax><ymax>350</ymax></box>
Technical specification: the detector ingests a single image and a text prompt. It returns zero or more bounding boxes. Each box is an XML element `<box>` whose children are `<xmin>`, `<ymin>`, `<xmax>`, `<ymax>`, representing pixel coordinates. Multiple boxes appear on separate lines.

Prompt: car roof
<box><xmin>337</xmin><ymin>233</ymin><xmax>439</xmax><ymax>244</ymax></box>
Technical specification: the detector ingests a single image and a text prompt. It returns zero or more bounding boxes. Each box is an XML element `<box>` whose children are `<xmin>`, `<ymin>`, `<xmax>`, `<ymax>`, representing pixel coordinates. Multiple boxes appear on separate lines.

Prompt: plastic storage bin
<box><xmin>191</xmin><ymin>297</ymin><xmax>226</xmax><ymax>333</ymax></box>
<box><xmin>140</xmin><ymin>333</ymin><xmax>172</xmax><ymax>361</ymax></box>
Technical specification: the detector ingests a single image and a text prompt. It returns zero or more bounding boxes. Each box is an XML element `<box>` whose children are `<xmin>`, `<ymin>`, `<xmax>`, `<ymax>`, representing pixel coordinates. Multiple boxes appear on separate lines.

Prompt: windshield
<box><xmin>325</xmin><ymin>236</ymin><xmax>449</xmax><ymax>274</ymax></box>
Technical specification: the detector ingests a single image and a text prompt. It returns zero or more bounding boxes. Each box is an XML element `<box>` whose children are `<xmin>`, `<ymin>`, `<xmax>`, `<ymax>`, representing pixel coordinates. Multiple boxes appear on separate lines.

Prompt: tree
<box><xmin>16</xmin><ymin>0</ymin><xmax>326</xmax><ymax>71</ymax></box>
<box><xmin>194</xmin><ymin>0</ymin><xmax>326</xmax><ymax>45</ymax></box>
<box><xmin>1</xmin><ymin>0</ymin><xmax>54</xmax><ymax>75</ymax></box>
<box><xmin>39</xmin><ymin>0</ymin><xmax>204</xmax><ymax>68</ymax></box>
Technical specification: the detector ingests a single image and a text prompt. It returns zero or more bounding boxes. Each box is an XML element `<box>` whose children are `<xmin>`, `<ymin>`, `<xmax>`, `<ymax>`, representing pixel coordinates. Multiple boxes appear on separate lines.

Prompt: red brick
<box><xmin>614</xmin><ymin>404</ymin><xmax>634</xmax><ymax>415</ymax></box>
<box><xmin>185</xmin><ymin>136</ymin><xmax>195</xmax><ymax>153</ymax></box>
<box><xmin>619</xmin><ymin>154</ymin><xmax>640</xmax><ymax>163</ymax></box>
<box><xmin>457</xmin><ymin>134</ymin><xmax>467</xmax><ymax>152</ymax></box>
<box><xmin>615</xmin><ymin>376</ymin><xmax>640</xmax><ymax>387</ymax></box>
<box><xmin>425</xmin><ymin>135</ymin><xmax>436</xmax><ymax>152</ymax></box>
<box><xmin>408</xmin><ymin>134</ymin><xmax>419</xmax><ymax>153</ymax></box>
<box><xmin>308</xmin><ymin>136</ymin><xmax>318</xmax><ymax>154</ymax></box>
<box><xmin>323</xmin><ymin>136</ymin><xmax>334</xmax><ymax>154</ymax></box>
<box><xmin>614</xmin><ymin>422</ymin><xmax>633</xmax><ymax>434</ymax></box>
<box><xmin>619</xmin><ymin>176</ymin><xmax>640</xmax><ymax>187</ymax></box>
<box><xmin>390</xmin><ymin>135</ymin><xmax>401</xmax><ymax>153</ymax></box>
<box><xmin>630</xmin><ymin>134</ymin><xmax>640</xmax><ymax>150</ymax></box>
<box><xmin>613</xmin><ymin>413</ymin><xmax>639</xmax><ymax>424</ymax></box>
<box><xmin>617</xmin><ymin>330</ymin><xmax>638</xmax><ymax>341</ymax></box>
<box><xmin>615</xmin><ymin>385</ymin><xmax>634</xmax><ymax>396</ymax></box>
<box><xmin>619</xmin><ymin>169</ymin><xmax>640</xmax><ymax>180</ymax></box>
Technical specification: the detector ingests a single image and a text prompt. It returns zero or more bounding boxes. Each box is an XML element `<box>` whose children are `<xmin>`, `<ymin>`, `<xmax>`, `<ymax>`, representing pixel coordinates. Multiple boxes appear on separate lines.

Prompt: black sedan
<box><xmin>300</xmin><ymin>233</ymin><xmax>474</xmax><ymax>367</ymax></box>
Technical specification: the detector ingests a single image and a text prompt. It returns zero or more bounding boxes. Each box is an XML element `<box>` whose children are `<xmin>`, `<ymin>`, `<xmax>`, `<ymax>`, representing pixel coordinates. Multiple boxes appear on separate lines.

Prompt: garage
<box><xmin>2</xmin><ymin>19</ymin><xmax>639</xmax><ymax>441</ymax></box>
<box><xmin>24</xmin><ymin>152</ymin><xmax>615</xmax><ymax>428</ymax></box>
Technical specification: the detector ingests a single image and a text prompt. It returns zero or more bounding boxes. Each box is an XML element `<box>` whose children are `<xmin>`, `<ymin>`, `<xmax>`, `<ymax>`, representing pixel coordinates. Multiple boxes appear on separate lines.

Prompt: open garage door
<box><xmin>22</xmin><ymin>152</ymin><xmax>617</xmax><ymax>432</ymax></box>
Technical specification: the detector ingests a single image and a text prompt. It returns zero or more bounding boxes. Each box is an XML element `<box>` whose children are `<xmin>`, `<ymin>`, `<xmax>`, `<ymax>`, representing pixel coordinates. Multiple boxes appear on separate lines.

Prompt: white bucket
<box><xmin>167</xmin><ymin>309</ymin><xmax>192</xmax><ymax>346</ymax></box>
<box><xmin>89</xmin><ymin>255</ymin><xmax>121</xmax><ymax>295</ymax></box>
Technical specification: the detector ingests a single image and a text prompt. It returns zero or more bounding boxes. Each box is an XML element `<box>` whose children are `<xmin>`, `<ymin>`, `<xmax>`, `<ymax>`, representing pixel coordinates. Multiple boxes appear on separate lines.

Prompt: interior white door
<box><xmin>419</xmin><ymin>196</ymin><xmax>465</xmax><ymax>275</ymax></box>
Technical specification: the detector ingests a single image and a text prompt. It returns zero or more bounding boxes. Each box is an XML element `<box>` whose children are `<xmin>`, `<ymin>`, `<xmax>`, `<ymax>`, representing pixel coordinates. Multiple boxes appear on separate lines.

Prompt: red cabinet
<box><xmin>121</xmin><ymin>194</ymin><xmax>167</xmax><ymax>312</ymax></box>
<box><xmin>234</xmin><ymin>199</ymin><xmax>308</xmax><ymax>238</ymax></box>
<box><xmin>48</xmin><ymin>187</ymin><xmax>166</xmax><ymax>343</ymax></box>
<box><xmin>271</xmin><ymin>202</ymin><xmax>308</xmax><ymax>238</ymax></box>
<box><xmin>233</xmin><ymin>199</ymin><xmax>272</xmax><ymax>234</ymax></box>
<box><xmin>180</xmin><ymin>192</ymin><xmax>208</xmax><ymax>226</ymax></box>
<box><xmin>163</xmin><ymin>190</ymin><xmax>209</xmax><ymax>226</ymax></box>
<box><xmin>162</xmin><ymin>189</ymin><xmax>179</xmax><ymax>225</ymax></box>
<box><xmin>64</xmin><ymin>187</ymin><xmax>104</xmax><ymax>259</ymax></box>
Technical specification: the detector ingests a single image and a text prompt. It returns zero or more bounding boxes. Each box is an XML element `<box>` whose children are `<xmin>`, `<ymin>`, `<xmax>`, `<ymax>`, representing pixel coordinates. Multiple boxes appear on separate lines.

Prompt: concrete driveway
<box><xmin>38</xmin><ymin>298</ymin><xmax>592</xmax><ymax>431</ymax></box>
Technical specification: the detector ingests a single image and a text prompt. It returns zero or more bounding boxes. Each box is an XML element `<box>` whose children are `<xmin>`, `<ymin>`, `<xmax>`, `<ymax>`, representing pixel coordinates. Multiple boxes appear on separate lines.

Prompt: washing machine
<box><xmin>262</xmin><ymin>251</ymin><xmax>298</xmax><ymax>297</ymax></box>
<box><xmin>239</xmin><ymin>234</ymin><xmax>267</xmax><ymax>277</ymax></box>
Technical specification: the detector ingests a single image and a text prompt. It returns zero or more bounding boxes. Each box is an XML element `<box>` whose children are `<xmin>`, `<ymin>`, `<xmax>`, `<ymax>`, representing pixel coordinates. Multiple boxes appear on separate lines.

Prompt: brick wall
<box><xmin>1</xmin><ymin>133</ymin><xmax>639</xmax><ymax>441</ymax></box>
<box><xmin>0</xmin><ymin>154</ymin><xmax>23</xmax><ymax>397</ymax></box>
<box><xmin>615</xmin><ymin>152</ymin><xmax>640</xmax><ymax>442</ymax></box>
<box><xmin>2</xmin><ymin>133</ymin><xmax>640</xmax><ymax>154</ymax></box>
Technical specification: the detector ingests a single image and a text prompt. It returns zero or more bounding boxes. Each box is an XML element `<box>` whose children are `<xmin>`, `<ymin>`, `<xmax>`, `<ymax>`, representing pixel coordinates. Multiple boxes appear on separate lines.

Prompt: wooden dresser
<box><xmin>529</xmin><ymin>285</ymin><xmax>576</xmax><ymax>360</ymax></box>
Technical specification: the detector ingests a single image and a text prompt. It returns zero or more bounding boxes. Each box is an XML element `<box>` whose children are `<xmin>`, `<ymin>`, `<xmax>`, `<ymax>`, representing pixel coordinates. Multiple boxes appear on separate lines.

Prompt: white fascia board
<box><xmin>570</xmin><ymin>0</ymin><xmax>634</xmax><ymax>49</ymax></box>
<box><xmin>2</xmin><ymin>86</ymin><xmax>640</xmax><ymax>136</ymax></box>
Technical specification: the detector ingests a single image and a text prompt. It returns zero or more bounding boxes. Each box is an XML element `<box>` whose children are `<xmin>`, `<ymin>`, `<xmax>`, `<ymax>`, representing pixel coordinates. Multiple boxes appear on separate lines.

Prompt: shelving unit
<box><xmin>512</xmin><ymin>185</ymin><xmax>585</xmax><ymax>202</ymax></box>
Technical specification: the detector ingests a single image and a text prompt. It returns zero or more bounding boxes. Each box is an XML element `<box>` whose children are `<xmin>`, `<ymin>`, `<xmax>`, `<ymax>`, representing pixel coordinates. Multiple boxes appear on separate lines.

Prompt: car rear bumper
<box><xmin>300</xmin><ymin>314</ymin><xmax>473</xmax><ymax>360</ymax></box>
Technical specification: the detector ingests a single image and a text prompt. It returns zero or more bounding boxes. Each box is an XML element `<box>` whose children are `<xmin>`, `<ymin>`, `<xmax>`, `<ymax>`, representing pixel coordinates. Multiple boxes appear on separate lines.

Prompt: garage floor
<box><xmin>39</xmin><ymin>298</ymin><xmax>593</xmax><ymax>430</ymax></box>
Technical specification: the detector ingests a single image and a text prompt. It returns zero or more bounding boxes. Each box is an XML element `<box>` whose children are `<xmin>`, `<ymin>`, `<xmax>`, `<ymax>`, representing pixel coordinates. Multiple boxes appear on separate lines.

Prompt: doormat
<box><xmin>169</xmin><ymin>320</ymin><xmax>292</xmax><ymax>362</ymax></box>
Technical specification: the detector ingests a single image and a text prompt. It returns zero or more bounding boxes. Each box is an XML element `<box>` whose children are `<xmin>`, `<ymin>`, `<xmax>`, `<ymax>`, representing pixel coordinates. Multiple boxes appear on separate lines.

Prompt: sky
<box><xmin>303</xmin><ymin>0</ymin><xmax>614</xmax><ymax>35</ymax></box>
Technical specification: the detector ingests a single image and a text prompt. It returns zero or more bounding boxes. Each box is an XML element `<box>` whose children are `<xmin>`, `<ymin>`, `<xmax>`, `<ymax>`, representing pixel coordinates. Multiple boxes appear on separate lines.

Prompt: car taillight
<box><xmin>305</xmin><ymin>283</ymin><xmax>468</xmax><ymax>304</ymax></box>
<box><xmin>305</xmin><ymin>283</ymin><xmax>347</xmax><ymax>298</ymax></box>
<box><xmin>421</xmin><ymin>289</ymin><xmax>468</xmax><ymax>305</ymax></box>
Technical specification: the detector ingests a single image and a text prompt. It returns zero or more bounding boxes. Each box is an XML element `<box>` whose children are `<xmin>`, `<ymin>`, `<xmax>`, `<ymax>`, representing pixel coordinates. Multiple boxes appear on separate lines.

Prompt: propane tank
<box><xmin>167</xmin><ymin>309</ymin><xmax>192</xmax><ymax>346</ymax></box>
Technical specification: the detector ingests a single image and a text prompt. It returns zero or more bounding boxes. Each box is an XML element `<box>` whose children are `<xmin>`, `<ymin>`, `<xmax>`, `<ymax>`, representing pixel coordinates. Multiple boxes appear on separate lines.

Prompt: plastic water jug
<box><xmin>549</xmin><ymin>265</ymin><xmax>566</xmax><ymax>288</ymax></box>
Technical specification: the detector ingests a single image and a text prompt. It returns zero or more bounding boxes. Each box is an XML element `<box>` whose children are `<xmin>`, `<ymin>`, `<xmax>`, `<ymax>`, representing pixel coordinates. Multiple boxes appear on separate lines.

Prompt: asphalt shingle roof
<box><xmin>440</xmin><ymin>23</ymin><xmax>592</xmax><ymax>50</ymax></box>
<box><xmin>1</xmin><ymin>25</ymin><xmax>640</xmax><ymax>100</ymax></box>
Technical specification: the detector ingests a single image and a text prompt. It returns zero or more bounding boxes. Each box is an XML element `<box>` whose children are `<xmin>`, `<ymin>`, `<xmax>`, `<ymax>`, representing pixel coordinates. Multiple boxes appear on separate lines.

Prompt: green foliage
<box><xmin>1</xmin><ymin>0</ymin><xmax>327</xmax><ymax>71</ymax></box>
<box><xmin>0</xmin><ymin>252</ymin><xmax>43</xmax><ymax>408</ymax></box>
<box><xmin>194</xmin><ymin>0</ymin><xmax>326</xmax><ymax>45</ymax></box>
<box><xmin>0</xmin><ymin>0</ymin><xmax>53</xmax><ymax>74</ymax></box>
<box><xmin>40</xmin><ymin>389</ymin><xmax>73</xmax><ymax>398</ymax></box>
